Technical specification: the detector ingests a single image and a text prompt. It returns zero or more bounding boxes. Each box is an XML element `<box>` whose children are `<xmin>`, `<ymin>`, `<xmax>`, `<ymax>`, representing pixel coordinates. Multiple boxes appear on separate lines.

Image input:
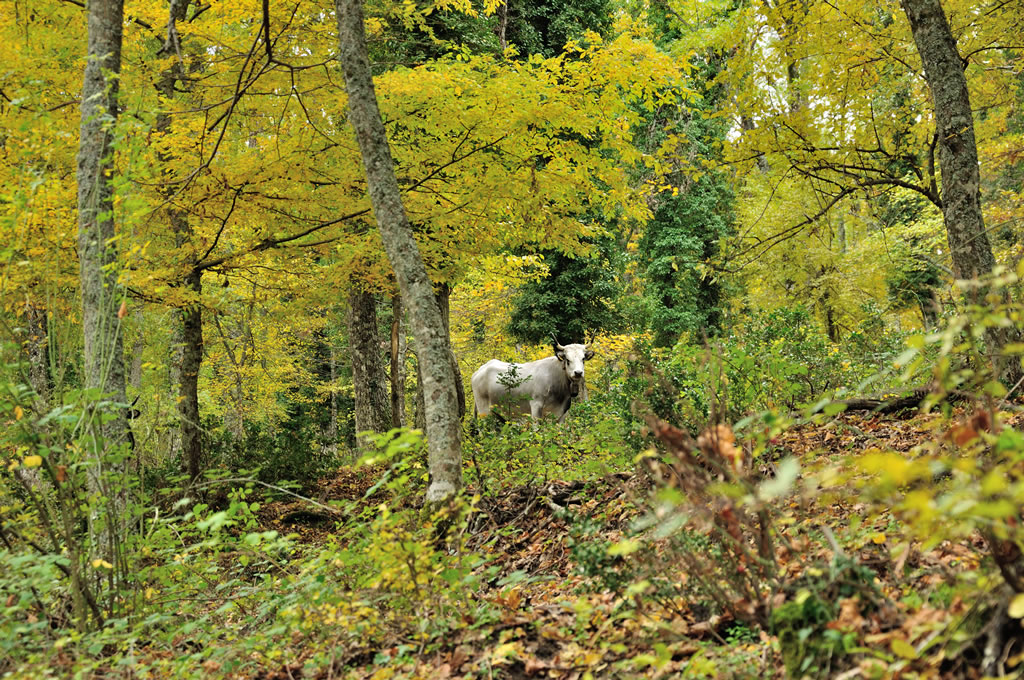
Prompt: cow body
<box><xmin>471</xmin><ymin>340</ymin><xmax>593</xmax><ymax>424</ymax></box>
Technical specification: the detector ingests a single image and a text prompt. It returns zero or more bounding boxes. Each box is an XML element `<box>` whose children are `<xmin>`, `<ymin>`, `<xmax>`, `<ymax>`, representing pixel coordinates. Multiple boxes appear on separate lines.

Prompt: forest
<box><xmin>2</xmin><ymin>0</ymin><xmax>1024</xmax><ymax>677</ymax></box>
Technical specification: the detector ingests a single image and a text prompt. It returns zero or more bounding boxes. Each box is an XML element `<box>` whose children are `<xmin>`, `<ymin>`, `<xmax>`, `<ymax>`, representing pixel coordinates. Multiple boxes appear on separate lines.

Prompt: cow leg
<box><xmin>556</xmin><ymin>397</ymin><xmax>572</xmax><ymax>423</ymax></box>
<box><xmin>529</xmin><ymin>399</ymin><xmax>544</xmax><ymax>426</ymax></box>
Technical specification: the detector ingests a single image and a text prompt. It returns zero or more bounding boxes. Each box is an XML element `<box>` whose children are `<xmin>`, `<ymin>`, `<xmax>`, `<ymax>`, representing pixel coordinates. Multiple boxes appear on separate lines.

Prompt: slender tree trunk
<box><xmin>328</xmin><ymin>343</ymin><xmax>339</xmax><ymax>453</ymax></box>
<box><xmin>77</xmin><ymin>0</ymin><xmax>130</xmax><ymax>454</ymax></box>
<box><xmin>412</xmin><ymin>285</ymin><xmax>466</xmax><ymax>426</ymax></box>
<box><xmin>25</xmin><ymin>304</ymin><xmax>51</xmax><ymax>408</ymax></box>
<box><xmin>900</xmin><ymin>0</ymin><xmax>1021</xmax><ymax>385</ymax></box>
<box><xmin>336</xmin><ymin>0</ymin><xmax>463</xmax><ymax>503</ymax></box>
<box><xmin>167</xmin><ymin>309</ymin><xmax>184</xmax><ymax>461</ymax></box>
<box><xmin>390</xmin><ymin>293</ymin><xmax>405</xmax><ymax>428</ymax></box>
<box><xmin>414</xmin><ymin>356</ymin><xmax>427</xmax><ymax>430</ymax></box>
<box><xmin>157</xmin><ymin>0</ymin><xmax>205</xmax><ymax>479</ymax></box>
<box><xmin>179</xmin><ymin>272</ymin><xmax>203</xmax><ymax>480</ymax></box>
<box><xmin>497</xmin><ymin>0</ymin><xmax>509</xmax><ymax>51</ymax></box>
<box><xmin>347</xmin><ymin>287</ymin><xmax>391</xmax><ymax>442</ymax></box>
<box><xmin>435</xmin><ymin>283</ymin><xmax>466</xmax><ymax>419</ymax></box>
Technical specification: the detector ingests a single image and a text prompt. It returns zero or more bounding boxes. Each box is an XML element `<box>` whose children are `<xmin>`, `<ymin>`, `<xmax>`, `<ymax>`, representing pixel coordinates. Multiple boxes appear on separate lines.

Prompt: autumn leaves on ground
<box><xmin>92</xmin><ymin>404</ymin><xmax>1021</xmax><ymax>680</ymax></box>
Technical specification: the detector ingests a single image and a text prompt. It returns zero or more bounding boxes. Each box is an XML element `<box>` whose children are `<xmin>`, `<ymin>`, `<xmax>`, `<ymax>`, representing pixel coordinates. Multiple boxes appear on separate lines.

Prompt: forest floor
<box><xmin>243</xmin><ymin>409</ymin><xmax>1022</xmax><ymax>680</ymax></box>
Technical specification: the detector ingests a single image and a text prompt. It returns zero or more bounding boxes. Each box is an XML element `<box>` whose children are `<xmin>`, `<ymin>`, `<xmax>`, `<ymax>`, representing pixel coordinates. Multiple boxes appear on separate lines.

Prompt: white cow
<box><xmin>471</xmin><ymin>337</ymin><xmax>594</xmax><ymax>423</ymax></box>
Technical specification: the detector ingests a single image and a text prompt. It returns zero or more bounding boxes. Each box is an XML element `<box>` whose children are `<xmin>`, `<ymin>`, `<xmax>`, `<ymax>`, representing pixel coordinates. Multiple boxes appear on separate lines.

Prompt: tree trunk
<box><xmin>24</xmin><ymin>304</ymin><xmax>51</xmax><ymax>408</ymax></box>
<box><xmin>327</xmin><ymin>343</ymin><xmax>339</xmax><ymax>454</ymax></box>
<box><xmin>414</xmin><ymin>356</ymin><xmax>427</xmax><ymax>431</ymax></box>
<box><xmin>157</xmin><ymin>0</ymin><xmax>205</xmax><ymax>480</ymax></box>
<box><xmin>76</xmin><ymin>0</ymin><xmax>129</xmax><ymax>596</ymax></box>
<box><xmin>347</xmin><ymin>287</ymin><xmax>391</xmax><ymax>442</ymax></box>
<box><xmin>167</xmin><ymin>308</ymin><xmax>184</xmax><ymax>461</ymax></box>
<box><xmin>77</xmin><ymin>0</ymin><xmax>130</xmax><ymax>454</ymax></box>
<box><xmin>335</xmin><ymin>0</ymin><xmax>463</xmax><ymax>504</ymax></box>
<box><xmin>435</xmin><ymin>283</ymin><xmax>466</xmax><ymax>419</ymax></box>
<box><xmin>179</xmin><ymin>272</ymin><xmax>203</xmax><ymax>480</ymax></box>
<box><xmin>390</xmin><ymin>293</ymin><xmax>405</xmax><ymax>428</ymax></box>
<box><xmin>899</xmin><ymin>0</ymin><xmax>1021</xmax><ymax>385</ymax></box>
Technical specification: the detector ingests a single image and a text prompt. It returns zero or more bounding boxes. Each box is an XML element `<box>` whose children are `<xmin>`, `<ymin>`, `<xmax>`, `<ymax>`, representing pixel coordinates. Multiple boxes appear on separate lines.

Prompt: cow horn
<box><xmin>551</xmin><ymin>333</ymin><xmax>565</xmax><ymax>351</ymax></box>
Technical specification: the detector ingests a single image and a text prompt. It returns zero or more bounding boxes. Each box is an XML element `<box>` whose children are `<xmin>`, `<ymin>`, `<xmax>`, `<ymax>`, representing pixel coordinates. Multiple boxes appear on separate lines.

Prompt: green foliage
<box><xmin>770</xmin><ymin>558</ymin><xmax>878</xmax><ymax>678</ymax></box>
<box><xmin>640</xmin><ymin>177</ymin><xmax>733</xmax><ymax>347</ymax></box>
<box><xmin>567</xmin><ymin>514</ymin><xmax>634</xmax><ymax>593</ymax></box>
<box><xmin>467</xmin><ymin>396</ymin><xmax>633</xmax><ymax>488</ymax></box>
<box><xmin>203</xmin><ymin>406</ymin><xmax>341</xmax><ymax>490</ymax></box>
<box><xmin>635</xmin><ymin>55</ymin><xmax>735</xmax><ymax>348</ymax></box>
<box><xmin>599</xmin><ymin>307</ymin><xmax>908</xmax><ymax>440</ymax></box>
<box><xmin>507</xmin><ymin>236</ymin><xmax>626</xmax><ymax>345</ymax></box>
<box><xmin>504</xmin><ymin>0</ymin><xmax>614</xmax><ymax>58</ymax></box>
<box><xmin>857</xmin><ymin>267</ymin><xmax>1024</xmax><ymax>562</ymax></box>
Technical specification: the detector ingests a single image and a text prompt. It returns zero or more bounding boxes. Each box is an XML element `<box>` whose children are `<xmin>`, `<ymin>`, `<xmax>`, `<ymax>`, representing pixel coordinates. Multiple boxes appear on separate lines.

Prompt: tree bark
<box><xmin>24</xmin><ymin>304</ymin><xmax>51</xmax><ymax>408</ymax></box>
<box><xmin>77</xmin><ymin>0</ymin><xmax>130</xmax><ymax>450</ymax></box>
<box><xmin>347</xmin><ymin>287</ymin><xmax>391</xmax><ymax>442</ymax></box>
<box><xmin>413</xmin><ymin>356</ymin><xmax>427</xmax><ymax>431</ymax></box>
<box><xmin>435</xmin><ymin>283</ymin><xmax>466</xmax><ymax>419</ymax></box>
<box><xmin>327</xmin><ymin>342</ymin><xmax>339</xmax><ymax>454</ymax></box>
<box><xmin>179</xmin><ymin>272</ymin><xmax>203</xmax><ymax>480</ymax></box>
<box><xmin>390</xmin><ymin>293</ymin><xmax>405</xmax><ymax>428</ymax></box>
<box><xmin>900</xmin><ymin>0</ymin><xmax>1021</xmax><ymax>384</ymax></box>
<box><xmin>412</xmin><ymin>284</ymin><xmax>466</xmax><ymax>425</ymax></box>
<box><xmin>335</xmin><ymin>0</ymin><xmax>463</xmax><ymax>504</ymax></box>
<box><xmin>76</xmin><ymin>0</ymin><xmax>129</xmax><ymax>587</ymax></box>
<box><xmin>156</xmin><ymin>0</ymin><xmax>205</xmax><ymax>480</ymax></box>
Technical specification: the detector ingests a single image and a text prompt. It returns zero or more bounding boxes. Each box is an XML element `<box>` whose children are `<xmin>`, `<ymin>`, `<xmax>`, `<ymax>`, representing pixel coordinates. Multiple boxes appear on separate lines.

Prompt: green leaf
<box><xmin>891</xmin><ymin>637</ymin><xmax>917</xmax><ymax>659</ymax></box>
<box><xmin>823</xmin><ymin>402</ymin><xmax>848</xmax><ymax>416</ymax></box>
<box><xmin>608</xmin><ymin>538</ymin><xmax>642</xmax><ymax>556</ymax></box>
<box><xmin>996</xmin><ymin>428</ymin><xmax>1024</xmax><ymax>454</ymax></box>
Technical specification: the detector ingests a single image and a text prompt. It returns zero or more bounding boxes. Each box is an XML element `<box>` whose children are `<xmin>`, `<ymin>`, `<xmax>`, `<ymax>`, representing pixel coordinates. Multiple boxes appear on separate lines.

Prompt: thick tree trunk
<box><xmin>336</xmin><ymin>0</ymin><xmax>463</xmax><ymax>503</ymax></box>
<box><xmin>390</xmin><ymin>293</ymin><xmax>405</xmax><ymax>428</ymax></box>
<box><xmin>900</xmin><ymin>0</ymin><xmax>1022</xmax><ymax>385</ymax></box>
<box><xmin>76</xmin><ymin>0</ymin><xmax>129</xmax><ymax>597</ymax></box>
<box><xmin>347</xmin><ymin>287</ymin><xmax>391</xmax><ymax>442</ymax></box>
<box><xmin>77</xmin><ymin>0</ymin><xmax>130</xmax><ymax>450</ymax></box>
<box><xmin>412</xmin><ymin>285</ymin><xmax>466</xmax><ymax>426</ymax></box>
<box><xmin>900</xmin><ymin>0</ymin><xmax>993</xmax><ymax>283</ymax></box>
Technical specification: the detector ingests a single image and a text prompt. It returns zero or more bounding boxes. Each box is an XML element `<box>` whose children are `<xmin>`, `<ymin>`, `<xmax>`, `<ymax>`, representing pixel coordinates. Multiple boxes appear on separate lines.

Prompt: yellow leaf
<box><xmin>91</xmin><ymin>559</ymin><xmax>113</xmax><ymax>570</ymax></box>
<box><xmin>1009</xmin><ymin>593</ymin><xmax>1024</xmax><ymax>618</ymax></box>
<box><xmin>23</xmin><ymin>455</ymin><xmax>42</xmax><ymax>468</ymax></box>
<box><xmin>891</xmin><ymin>637</ymin><xmax>917</xmax><ymax>659</ymax></box>
<box><xmin>871</xmin><ymin>532</ymin><xmax>886</xmax><ymax>545</ymax></box>
<box><xmin>14</xmin><ymin>406</ymin><xmax>23</xmax><ymax>420</ymax></box>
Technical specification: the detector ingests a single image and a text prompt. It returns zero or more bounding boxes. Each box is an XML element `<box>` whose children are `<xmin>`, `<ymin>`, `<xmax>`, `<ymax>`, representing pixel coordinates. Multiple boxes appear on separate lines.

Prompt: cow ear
<box><xmin>584</xmin><ymin>349</ymin><xmax>594</xmax><ymax>361</ymax></box>
<box><xmin>555</xmin><ymin>350</ymin><xmax>566</xmax><ymax>362</ymax></box>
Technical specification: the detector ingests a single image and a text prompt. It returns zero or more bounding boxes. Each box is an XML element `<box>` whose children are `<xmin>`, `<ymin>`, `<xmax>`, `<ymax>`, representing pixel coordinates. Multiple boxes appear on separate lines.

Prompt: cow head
<box><xmin>551</xmin><ymin>335</ymin><xmax>595</xmax><ymax>396</ymax></box>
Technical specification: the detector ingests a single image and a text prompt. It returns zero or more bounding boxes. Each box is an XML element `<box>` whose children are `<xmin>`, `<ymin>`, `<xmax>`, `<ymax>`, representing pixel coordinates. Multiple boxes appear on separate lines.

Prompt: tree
<box><xmin>347</xmin><ymin>286</ymin><xmax>392</xmax><ymax>442</ymax></box>
<box><xmin>634</xmin><ymin>53</ymin><xmax>735</xmax><ymax>348</ymax></box>
<box><xmin>335</xmin><ymin>0</ymin><xmax>463</xmax><ymax>504</ymax></box>
<box><xmin>508</xmin><ymin>236</ymin><xmax>625</xmax><ymax>345</ymax></box>
<box><xmin>77</xmin><ymin>0</ymin><xmax>131</xmax><ymax>458</ymax></box>
<box><xmin>899</xmin><ymin>0</ymin><xmax>1021</xmax><ymax>382</ymax></box>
